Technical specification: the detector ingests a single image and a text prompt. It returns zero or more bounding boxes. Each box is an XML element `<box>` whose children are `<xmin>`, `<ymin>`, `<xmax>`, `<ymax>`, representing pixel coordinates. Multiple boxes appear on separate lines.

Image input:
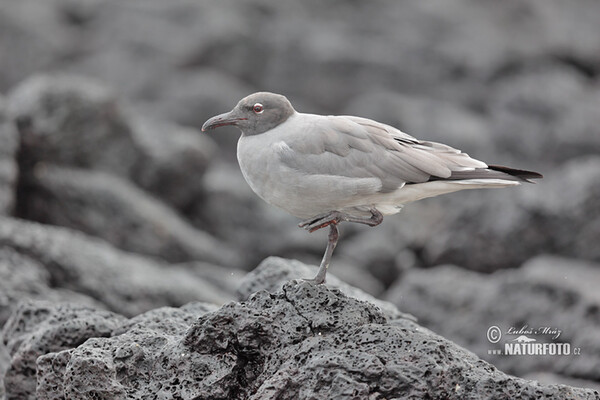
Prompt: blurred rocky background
<box><xmin>0</xmin><ymin>0</ymin><xmax>599</xmax><ymax>398</ymax></box>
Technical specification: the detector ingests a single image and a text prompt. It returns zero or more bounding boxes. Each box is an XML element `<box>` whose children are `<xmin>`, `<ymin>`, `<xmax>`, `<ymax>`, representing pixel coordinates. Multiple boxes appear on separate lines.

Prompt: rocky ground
<box><xmin>1</xmin><ymin>0</ymin><xmax>599</xmax><ymax>398</ymax></box>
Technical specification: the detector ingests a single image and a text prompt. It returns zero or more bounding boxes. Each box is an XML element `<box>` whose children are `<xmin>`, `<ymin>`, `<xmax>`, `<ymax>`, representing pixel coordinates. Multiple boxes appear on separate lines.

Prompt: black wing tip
<box><xmin>488</xmin><ymin>165</ymin><xmax>543</xmax><ymax>182</ymax></box>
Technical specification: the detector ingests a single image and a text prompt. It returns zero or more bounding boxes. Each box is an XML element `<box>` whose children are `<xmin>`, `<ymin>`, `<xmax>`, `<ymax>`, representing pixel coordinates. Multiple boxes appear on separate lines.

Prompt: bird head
<box><xmin>202</xmin><ymin>92</ymin><xmax>295</xmax><ymax>136</ymax></box>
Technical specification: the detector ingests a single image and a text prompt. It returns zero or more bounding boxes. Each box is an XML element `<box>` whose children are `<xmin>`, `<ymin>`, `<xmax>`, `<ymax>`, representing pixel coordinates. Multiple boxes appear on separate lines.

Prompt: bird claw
<box><xmin>298</xmin><ymin>209</ymin><xmax>383</xmax><ymax>232</ymax></box>
<box><xmin>298</xmin><ymin>211</ymin><xmax>342</xmax><ymax>233</ymax></box>
<box><xmin>290</xmin><ymin>275</ymin><xmax>326</xmax><ymax>285</ymax></box>
<box><xmin>301</xmin><ymin>277</ymin><xmax>325</xmax><ymax>285</ymax></box>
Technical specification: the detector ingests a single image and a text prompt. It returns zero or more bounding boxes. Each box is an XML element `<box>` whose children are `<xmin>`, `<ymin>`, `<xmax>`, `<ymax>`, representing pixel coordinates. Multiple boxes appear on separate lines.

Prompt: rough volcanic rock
<box><xmin>0</xmin><ymin>216</ymin><xmax>233</xmax><ymax>316</ymax></box>
<box><xmin>237</xmin><ymin>256</ymin><xmax>417</xmax><ymax>322</ymax></box>
<box><xmin>0</xmin><ymin>247</ymin><xmax>103</xmax><ymax>327</ymax></box>
<box><xmin>35</xmin><ymin>302</ymin><xmax>219</xmax><ymax>400</ymax></box>
<box><xmin>192</xmin><ymin>0</ymin><xmax>600</xmax><ymax>111</ymax></box>
<box><xmin>6</xmin><ymin>281</ymin><xmax>595</xmax><ymax>399</ymax></box>
<box><xmin>385</xmin><ymin>255</ymin><xmax>600</xmax><ymax>385</ymax></box>
<box><xmin>22</xmin><ymin>163</ymin><xmax>239</xmax><ymax>266</ymax></box>
<box><xmin>0</xmin><ymin>95</ymin><xmax>18</xmax><ymax>216</ymax></box>
<box><xmin>524</xmin><ymin>372</ymin><xmax>600</xmax><ymax>394</ymax></box>
<box><xmin>2</xmin><ymin>301</ymin><xmax>126</xmax><ymax>400</ymax></box>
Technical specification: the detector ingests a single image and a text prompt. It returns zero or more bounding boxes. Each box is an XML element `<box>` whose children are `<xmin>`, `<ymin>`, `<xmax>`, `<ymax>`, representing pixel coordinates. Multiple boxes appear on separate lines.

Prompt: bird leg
<box><xmin>299</xmin><ymin>208</ymin><xmax>383</xmax><ymax>284</ymax></box>
<box><xmin>298</xmin><ymin>208</ymin><xmax>383</xmax><ymax>233</ymax></box>
<box><xmin>303</xmin><ymin>223</ymin><xmax>339</xmax><ymax>285</ymax></box>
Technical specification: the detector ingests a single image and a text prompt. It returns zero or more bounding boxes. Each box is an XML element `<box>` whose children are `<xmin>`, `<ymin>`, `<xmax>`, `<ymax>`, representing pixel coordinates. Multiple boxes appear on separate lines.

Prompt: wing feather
<box><xmin>279</xmin><ymin>114</ymin><xmax>495</xmax><ymax>193</ymax></box>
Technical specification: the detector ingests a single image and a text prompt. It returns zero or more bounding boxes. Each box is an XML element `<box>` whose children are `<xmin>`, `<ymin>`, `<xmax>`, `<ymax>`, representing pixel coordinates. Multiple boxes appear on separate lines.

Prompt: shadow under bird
<box><xmin>202</xmin><ymin>92</ymin><xmax>542</xmax><ymax>284</ymax></box>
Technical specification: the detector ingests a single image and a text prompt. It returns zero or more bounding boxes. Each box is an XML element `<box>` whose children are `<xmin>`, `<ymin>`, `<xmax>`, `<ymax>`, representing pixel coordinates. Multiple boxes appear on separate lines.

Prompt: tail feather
<box><xmin>428</xmin><ymin>165</ymin><xmax>543</xmax><ymax>184</ymax></box>
<box><xmin>488</xmin><ymin>165</ymin><xmax>543</xmax><ymax>183</ymax></box>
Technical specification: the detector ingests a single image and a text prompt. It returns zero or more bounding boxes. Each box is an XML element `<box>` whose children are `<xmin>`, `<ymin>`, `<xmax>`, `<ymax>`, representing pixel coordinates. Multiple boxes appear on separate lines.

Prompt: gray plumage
<box><xmin>203</xmin><ymin>92</ymin><xmax>540</xmax><ymax>219</ymax></box>
<box><xmin>202</xmin><ymin>92</ymin><xmax>542</xmax><ymax>283</ymax></box>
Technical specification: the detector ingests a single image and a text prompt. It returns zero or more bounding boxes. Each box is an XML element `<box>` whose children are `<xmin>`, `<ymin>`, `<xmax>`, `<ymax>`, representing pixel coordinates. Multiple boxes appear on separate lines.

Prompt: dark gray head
<box><xmin>202</xmin><ymin>92</ymin><xmax>296</xmax><ymax>136</ymax></box>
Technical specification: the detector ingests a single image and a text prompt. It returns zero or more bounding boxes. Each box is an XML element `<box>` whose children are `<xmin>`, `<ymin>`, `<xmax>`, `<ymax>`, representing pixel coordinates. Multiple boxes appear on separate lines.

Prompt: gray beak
<box><xmin>201</xmin><ymin>111</ymin><xmax>246</xmax><ymax>131</ymax></box>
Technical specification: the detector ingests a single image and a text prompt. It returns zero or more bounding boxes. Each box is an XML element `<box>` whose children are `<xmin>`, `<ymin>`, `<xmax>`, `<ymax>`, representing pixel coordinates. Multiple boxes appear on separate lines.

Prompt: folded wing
<box><xmin>279</xmin><ymin>114</ymin><xmax>540</xmax><ymax>193</ymax></box>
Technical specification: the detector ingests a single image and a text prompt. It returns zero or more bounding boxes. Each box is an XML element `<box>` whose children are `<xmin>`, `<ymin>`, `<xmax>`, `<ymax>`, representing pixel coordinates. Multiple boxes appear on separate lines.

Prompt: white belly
<box><xmin>236</xmin><ymin>132</ymin><xmax>382</xmax><ymax>219</ymax></box>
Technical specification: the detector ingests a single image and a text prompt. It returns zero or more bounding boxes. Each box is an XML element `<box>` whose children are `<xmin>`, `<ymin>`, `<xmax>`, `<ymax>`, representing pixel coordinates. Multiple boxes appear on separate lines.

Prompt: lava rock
<box><xmin>237</xmin><ymin>256</ymin><xmax>419</xmax><ymax>322</ymax></box>
<box><xmin>524</xmin><ymin>372</ymin><xmax>600</xmax><ymax>395</ymax></box>
<box><xmin>0</xmin><ymin>95</ymin><xmax>18</xmax><ymax>216</ymax></box>
<box><xmin>0</xmin><ymin>247</ymin><xmax>103</xmax><ymax>327</ymax></box>
<box><xmin>35</xmin><ymin>302</ymin><xmax>219</xmax><ymax>400</ymax></box>
<box><xmin>0</xmin><ymin>216</ymin><xmax>233</xmax><ymax>316</ymax></box>
<box><xmin>22</xmin><ymin>163</ymin><xmax>240</xmax><ymax>266</ymax></box>
<box><xmin>19</xmin><ymin>281</ymin><xmax>599</xmax><ymax>399</ymax></box>
<box><xmin>2</xmin><ymin>300</ymin><xmax>126</xmax><ymax>400</ymax></box>
<box><xmin>384</xmin><ymin>255</ymin><xmax>600</xmax><ymax>384</ymax></box>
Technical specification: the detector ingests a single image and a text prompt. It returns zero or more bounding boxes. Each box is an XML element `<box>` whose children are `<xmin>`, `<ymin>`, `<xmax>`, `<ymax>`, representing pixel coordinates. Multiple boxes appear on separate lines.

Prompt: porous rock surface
<box><xmin>2</xmin><ymin>278</ymin><xmax>598</xmax><ymax>399</ymax></box>
<box><xmin>0</xmin><ymin>247</ymin><xmax>103</xmax><ymax>327</ymax></box>
<box><xmin>2</xmin><ymin>301</ymin><xmax>126</xmax><ymax>399</ymax></box>
<box><xmin>237</xmin><ymin>256</ymin><xmax>413</xmax><ymax>321</ymax></box>
<box><xmin>385</xmin><ymin>255</ymin><xmax>600</xmax><ymax>385</ymax></box>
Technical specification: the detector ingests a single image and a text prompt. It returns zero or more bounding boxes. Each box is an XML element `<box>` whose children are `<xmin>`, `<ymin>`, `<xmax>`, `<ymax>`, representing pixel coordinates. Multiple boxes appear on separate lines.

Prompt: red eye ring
<box><xmin>253</xmin><ymin>103</ymin><xmax>264</xmax><ymax>114</ymax></box>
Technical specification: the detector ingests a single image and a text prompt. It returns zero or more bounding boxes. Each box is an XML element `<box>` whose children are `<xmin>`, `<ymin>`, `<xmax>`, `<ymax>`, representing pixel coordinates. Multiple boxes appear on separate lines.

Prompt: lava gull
<box><xmin>202</xmin><ymin>92</ymin><xmax>542</xmax><ymax>284</ymax></box>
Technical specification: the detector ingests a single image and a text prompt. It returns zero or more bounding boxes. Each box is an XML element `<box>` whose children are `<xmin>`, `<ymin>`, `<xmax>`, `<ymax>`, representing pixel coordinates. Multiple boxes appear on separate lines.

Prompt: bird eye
<box><xmin>253</xmin><ymin>103</ymin><xmax>264</xmax><ymax>114</ymax></box>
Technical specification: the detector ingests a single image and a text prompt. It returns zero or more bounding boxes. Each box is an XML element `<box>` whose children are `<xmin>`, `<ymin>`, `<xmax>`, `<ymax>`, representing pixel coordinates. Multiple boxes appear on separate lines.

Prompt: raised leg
<box><xmin>299</xmin><ymin>208</ymin><xmax>383</xmax><ymax>284</ymax></box>
<box><xmin>298</xmin><ymin>208</ymin><xmax>383</xmax><ymax>233</ymax></box>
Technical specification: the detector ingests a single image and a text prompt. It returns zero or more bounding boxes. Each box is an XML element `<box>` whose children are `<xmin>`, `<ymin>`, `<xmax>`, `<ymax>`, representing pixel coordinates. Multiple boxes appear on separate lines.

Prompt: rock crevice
<box><xmin>2</xmin><ymin>277</ymin><xmax>598</xmax><ymax>399</ymax></box>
